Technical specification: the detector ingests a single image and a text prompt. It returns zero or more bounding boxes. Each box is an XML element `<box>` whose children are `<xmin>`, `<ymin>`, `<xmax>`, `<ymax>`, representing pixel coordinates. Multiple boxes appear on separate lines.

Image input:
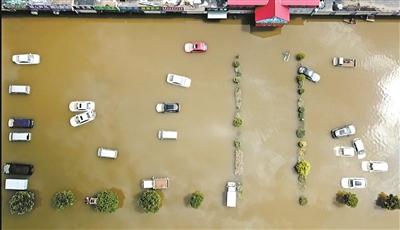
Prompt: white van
<box><xmin>9</xmin><ymin>132</ymin><xmax>31</xmax><ymax>142</ymax></box>
<box><xmin>158</xmin><ymin>130</ymin><xmax>178</xmax><ymax>140</ymax></box>
<box><xmin>9</xmin><ymin>85</ymin><xmax>31</xmax><ymax>95</ymax></box>
<box><xmin>97</xmin><ymin>147</ymin><xmax>118</xmax><ymax>159</ymax></box>
<box><xmin>5</xmin><ymin>179</ymin><xmax>28</xmax><ymax>190</ymax></box>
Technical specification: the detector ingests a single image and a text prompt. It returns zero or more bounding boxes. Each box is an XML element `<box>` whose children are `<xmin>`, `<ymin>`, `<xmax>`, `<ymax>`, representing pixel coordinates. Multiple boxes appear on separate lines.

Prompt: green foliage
<box><xmin>377</xmin><ymin>193</ymin><xmax>400</xmax><ymax>210</ymax></box>
<box><xmin>298</xmin><ymin>88</ymin><xmax>305</xmax><ymax>95</ymax></box>
<box><xmin>298</xmin><ymin>107</ymin><xmax>305</xmax><ymax>113</ymax></box>
<box><xmin>233</xmin><ymin>76</ymin><xmax>241</xmax><ymax>84</ymax></box>
<box><xmin>299</xmin><ymin>196</ymin><xmax>308</xmax><ymax>206</ymax></box>
<box><xmin>298</xmin><ymin>140</ymin><xmax>307</xmax><ymax>148</ymax></box>
<box><xmin>296</xmin><ymin>53</ymin><xmax>305</xmax><ymax>61</ymax></box>
<box><xmin>233</xmin><ymin>59</ymin><xmax>240</xmax><ymax>68</ymax></box>
<box><xmin>298</xmin><ymin>112</ymin><xmax>305</xmax><ymax>121</ymax></box>
<box><xmin>9</xmin><ymin>191</ymin><xmax>35</xmax><ymax>215</ymax></box>
<box><xmin>233</xmin><ymin>115</ymin><xmax>243</xmax><ymax>127</ymax></box>
<box><xmin>336</xmin><ymin>191</ymin><xmax>358</xmax><ymax>208</ymax></box>
<box><xmin>52</xmin><ymin>190</ymin><xmax>75</xmax><ymax>210</ymax></box>
<box><xmin>95</xmin><ymin>190</ymin><xmax>119</xmax><ymax>213</ymax></box>
<box><xmin>296</xmin><ymin>128</ymin><xmax>305</xmax><ymax>138</ymax></box>
<box><xmin>234</xmin><ymin>139</ymin><xmax>241</xmax><ymax>148</ymax></box>
<box><xmin>296</xmin><ymin>75</ymin><xmax>305</xmax><ymax>82</ymax></box>
<box><xmin>235</xmin><ymin>71</ymin><xmax>242</xmax><ymax>77</ymax></box>
<box><xmin>189</xmin><ymin>191</ymin><xmax>204</xmax><ymax>209</ymax></box>
<box><xmin>236</xmin><ymin>182</ymin><xmax>244</xmax><ymax>199</ymax></box>
<box><xmin>138</xmin><ymin>190</ymin><xmax>162</xmax><ymax>213</ymax></box>
<box><xmin>295</xmin><ymin>160</ymin><xmax>311</xmax><ymax>177</ymax></box>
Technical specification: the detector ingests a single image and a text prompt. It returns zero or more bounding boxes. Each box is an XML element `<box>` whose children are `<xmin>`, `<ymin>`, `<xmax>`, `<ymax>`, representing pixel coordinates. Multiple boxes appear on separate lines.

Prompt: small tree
<box><xmin>377</xmin><ymin>193</ymin><xmax>400</xmax><ymax>210</ymax></box>
<box><xmin>233</xmin><ymin>115</ymin><xmax>243</xmax><ymax>127</ymax></box>
<box><xmin>138</xmin><ymin>190</ymin><xmax>162</xmax><ymax>213</ymax></box>
<box><xmin>52</xmin><ymin>190</ymin><xmax>75</xmax><ymax>210</ymax></box>
<box><xmin>295</xmin><ymin>160</ymin><xmax>311</xmax><ymax>177</ymax></box>
<box><xmin>336</xmin><ymin>191</ymin><xmax>358</xmax><ymax>208</ymax></box>
<box><xmin>95</xmin><ymin>190</ymin><xmax>119</xmax><ymax>213</ymax></box>
<box><xmin>9</xmin><ymin>191</ymin><xmax>35</xmax><ymax>215</ymax></box>
<box><xmin>296</xmin><ymin>128</ymin><xmax>305</xmax><ymax>138</ymax></box>
<box><xmin>297</xmin><ymin>88</ymin><xmax>305</xmax><ymax>95</ymax></box>
<box><xmin>299</xmin><ymin>196</ymin><xmax>308</xmax><ymax>206</ymax></box>
<box><xmin>296</xmin><ymin>53</ymin><xmax>305</xmax><ymax>61</ymax></box>
<box><xmin>189</xmin><ymin>191</ymin><xmax>204</xmax><ymax>209</ymax></box>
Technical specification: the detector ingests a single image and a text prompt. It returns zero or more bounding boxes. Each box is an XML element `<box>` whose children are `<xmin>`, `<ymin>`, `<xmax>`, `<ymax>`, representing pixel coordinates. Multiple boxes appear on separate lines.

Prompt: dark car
<box><xmin>155</xmin><ymin>103</ymin><xmax>181</xmax><ymax>113</ymax></box>
<box><xmin>8</xmin><ymin>118</ymin><xmax>34</xmax><ymax>128</ymax></box>
<box><xmin>3</xmin><ymin>163</ymin><xmax>34</xmax><ymax>176</ymax></box>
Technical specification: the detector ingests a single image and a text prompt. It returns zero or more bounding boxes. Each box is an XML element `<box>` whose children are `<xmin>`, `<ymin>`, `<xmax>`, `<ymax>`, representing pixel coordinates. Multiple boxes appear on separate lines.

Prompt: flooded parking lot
<box><xmin>2</xmin><ymin>16</ymin><xmax>399</xmax><ymax>229</ymax></box>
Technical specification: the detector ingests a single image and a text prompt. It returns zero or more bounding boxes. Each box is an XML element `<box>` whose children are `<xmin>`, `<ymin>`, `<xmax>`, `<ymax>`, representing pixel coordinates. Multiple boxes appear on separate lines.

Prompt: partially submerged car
<box><xmin>97</xmin><ymin>147</ymin><xmax>118</xmax><ymax>159</ymax></box>
<box><xmin>9</xmin><ymin>132</ymin><xmax>31</xmax><ymax>142</ymax></box>
<box><xmin>341</xmin><ymin>177</ymin><xmax>367</xmax><ymax>189</ymax></box>
<box><xmin>361</xmin><ymin>161</ymin><xmax>388</xmax><ymax>172</ymax></box>
<box><xmin>70</xmin><ymin>110</ymin><xmax>96</xmax><ymax>127</ymax></box>
<box><xmin>3</xmin><ymin>163</ymin><xmax>34</xmax><ymax>176</ymax></box>
<box><xmin>142</xmin><ymin>177</ymin><xmax>169</xmax><ymax>189</ymax></box>
<box><xmin>298</xmin><ymin>66</ymin><xmax>320</xmax><ymax>83</ymax></box>
<box><xmin>12</xmin><ymin>53</ymin><xmax>40</xmax><ymax>65</ymax></box>
<box><xmin>334</xmin><ymin>146</ymin><xmax>355</xmax><ymax>157</ymax></box>
<box><xmin>184</xmin><ymin>41</ymin><xmax>207</xmax><ymax>53</ymax></box>
<box><xmin>69</xmin><ymin>101</ymin><xmax>95</xmax><ymax>112</ymax></box>
<box><xmin>9</xmin><ymin>85</ymin><xmax>31</xmax><ymax>95</ymax></box>
<box><xmin>166</xmin><ymin>74</ymin><xmax>191</xmax><ymax>88</ymax></box>
<box><xmin>331</xmin><ymin>124</ymin><xmax>356</xmax><ymax>138</ymax></box>
<box><xmin>5</xmin><ymin>179</ymin><xmax>29</xmax><ymax>190</ymax></box>
<box><xmin>8</xmin><ymin>118</ymin><xmax>34</xmax><ymax>129</ymax></box>
<box><xmin>84</xmin><ymin>196</ymin><xmax>98</xmax><ymax>205</ymax></box>
<box><xmin>158</xmin><ymin>130</ymin><xmax>178</xmax><ymax>140</ymax></box>
<box><xmin>332</xmin><ymin>57</ymin><xmax>356</xmax><ymax>68</ymax></box>
<box><xmin>155</xmin><ymin>103</ymin><xmax>180</xmax><ymax>113</ymax></box>
<box><xmin>352</xmin><ymin>138</ymin><xmax>366</xmax><ymax>159</ymax></box>
<box><xmin>226</xmin><ymin>182</ymin><xmax>237</xmax><ymax>208</ymax></box>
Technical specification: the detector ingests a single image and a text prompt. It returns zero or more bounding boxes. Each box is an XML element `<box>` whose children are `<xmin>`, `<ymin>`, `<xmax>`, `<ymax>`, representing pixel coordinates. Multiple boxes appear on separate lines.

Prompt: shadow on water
<box><xmin>110</xmin><ymin>187</ymin><xmax>125</xmax><ymax>208</ymax></box>
<box><xmin>183</xmin><ymin>193</ymin><xmax>191</xmax><ymax>207</ymax></box>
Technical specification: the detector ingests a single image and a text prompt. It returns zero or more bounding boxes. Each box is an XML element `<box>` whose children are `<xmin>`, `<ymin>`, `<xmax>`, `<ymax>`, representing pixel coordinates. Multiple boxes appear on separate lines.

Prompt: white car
<box><xmin>361</xmin><ymin>161</ymin><xmax>388</xmax><ymax>172</ymax></box>
<box><xmin>12</xmin><ymin>53</ymin><xmax>40</xmax><ymax>65</ymax></box>
<box><xmin>70</xmin><ymin>110</ymin><xmax>96</xmax><ymax>127</ymax></box>
<box><xmin>352</xmin><ymin>138</ymin><xmax>366</xmax><ymax>159</ymax></box>
<box><xmin>9</xmin><ymin>85</ymin><xmax>31</xmax><ymax>95</ymax></box>
<box><xmin>298</xmin><ymin>66</ymin><xmax>320</xmax><ymax>83</ymax></box>
<box><xmin>166</xmin><ymin>74</ymin><xmax>191</xmax><ymax>88</ymax></box>
<box><xmin>69</xmin><ymin>101</ymin><xmax>95</xmax><ymax>112</ymax></box>
<box><xmin>341</xmin><ymin>177</ymin><xmax>367</xmax><ymax>189</ymax></box>
<box><xmin>334</xmin><ymin>146</ymin><xmax>355</xmax><ymax>157</ymax></box>
<box><xmin>155</xmin><ymin>103</ymin><xmax>180</xmax><ymax>113</ymax></box>
<box><xmin>331</xmin><ymin>124</ymin><xmax>356</xmax><ymax>138</ymax></box>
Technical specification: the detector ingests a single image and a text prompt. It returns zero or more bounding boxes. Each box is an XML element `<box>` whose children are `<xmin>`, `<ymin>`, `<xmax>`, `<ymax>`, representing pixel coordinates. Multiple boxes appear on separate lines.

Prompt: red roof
<box><xmin>281</xmin><ymin>0</ymin><xmax>319</xmax><ymax>6</ymax></box>
<box><xmin>227</xmin><ymin>0</ymin><xmax>268</xmax><ymax>6</ymax></box>
<box><xmin>255</xmin><ymin>0</ymin><xmax>289</xmax><ymax>23</ymax></box>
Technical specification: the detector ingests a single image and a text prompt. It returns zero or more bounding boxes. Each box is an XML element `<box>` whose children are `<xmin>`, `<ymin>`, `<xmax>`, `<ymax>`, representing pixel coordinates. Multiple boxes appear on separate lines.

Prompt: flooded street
<box><xmin>2</xmin><ymin>16</ymin><xmax>399</xmax><ymax>229</ymax></box>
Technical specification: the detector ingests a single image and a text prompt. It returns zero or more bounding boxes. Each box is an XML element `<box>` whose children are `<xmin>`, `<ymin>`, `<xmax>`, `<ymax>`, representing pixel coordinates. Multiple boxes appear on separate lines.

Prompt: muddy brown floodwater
<box><xmin>2</xmin><ymin>16</ymin><xmax>399</xmax><ymax>229</ymax></box>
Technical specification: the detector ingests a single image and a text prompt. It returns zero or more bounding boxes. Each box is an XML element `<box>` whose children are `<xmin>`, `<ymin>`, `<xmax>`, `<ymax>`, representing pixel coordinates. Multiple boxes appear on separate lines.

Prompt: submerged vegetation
<box><xmin>138</xmin><ymin>190</ymin><xmax>162</xmax><ymax>213</ymax></box>
<box><xmin>52</xmin><ymin>190</ymin><xmax>75</xmax><ymax>210</ymax></box>
<box><xmin>9</xmin><ymin>191</ymin><xmax>35</xmax><ymax>215</ymax></box>
<box><xmin>189</xmin><ymin>191</ymin><xmax>204</xmax><ymax>209</ymax></box>
<box><xmin>232</xmin><ymin>55</ymin><xmax>244</xmax><ymax>177</ymax></box>
<box><xmin>299</xmin><ymin>195</ymin><xmax>308</xmax><ymax>206</ymax></box>
<box><xmin>95</xmin><ymin>190</ymin><xmax>119</xmax><ymax>213</ymax></box>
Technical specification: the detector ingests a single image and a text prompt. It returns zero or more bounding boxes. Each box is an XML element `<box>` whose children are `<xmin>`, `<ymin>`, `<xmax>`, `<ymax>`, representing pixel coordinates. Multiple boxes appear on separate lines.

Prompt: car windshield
<box><xmin>354</xmin><ymin>181</ymin><xmax>362</xmax><ymax>186</ymax></box>
<box><xmin>165</xmin><ymin>104</ymin><xmax>173</xmax><ymax>110</ymax></box>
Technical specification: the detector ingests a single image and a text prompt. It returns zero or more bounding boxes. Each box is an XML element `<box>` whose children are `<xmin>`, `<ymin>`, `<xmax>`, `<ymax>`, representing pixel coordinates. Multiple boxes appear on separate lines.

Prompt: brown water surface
<box><xmin>2</xmin><ymin>16</ymin><xmax>400</xmax><ymax>229</ymax></box>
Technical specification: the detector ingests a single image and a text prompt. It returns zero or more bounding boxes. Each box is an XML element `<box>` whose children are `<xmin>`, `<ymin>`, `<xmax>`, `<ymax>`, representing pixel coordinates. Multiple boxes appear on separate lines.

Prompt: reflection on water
<box><xmin>2</xmin><ymin>17</ymin><xmax>400</xmax><ymax>229</ymax></box>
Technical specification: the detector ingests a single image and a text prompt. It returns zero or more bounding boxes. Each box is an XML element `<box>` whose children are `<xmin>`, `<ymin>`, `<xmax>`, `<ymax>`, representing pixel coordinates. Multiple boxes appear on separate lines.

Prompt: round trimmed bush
<box><xmin>296</xmin><ymin>75</ymin><xmax>305</xmax><ymax>82</ymax></box>
<box><xmin>233</xmin><ymin>116</ymin><xmax>243</xmax><ymax>127</ymax></box>
<box><xmin>345</xmin><ymin>193</ymin><xmax>358</xmax><ymax>208</ymax></box>
<box><xmin>138</xmin><ymin>190</ymin><xmax>162</xmax><ymax>213</ymax></box>
<box><xmin>298</xmin><ymin>88</ymin><xmax>305</xmax><ymax>95</ymax></box>
<box><xmin>52</xmin><ymin>190</ymin><xmax>75</xmax><ymax>210</ymax></box>
<box><xmin>189</xmin><ymin>191</ymin><xmax>204</xmax><ymax>209</ymax></box>
<box><xmin>233</xmin><ymin>77</ymin><xmax>241</xmax><ymax>84</ymax></box>
<box><xmin>95</xmin><ymin>190</ymin><xmax>119</xmax><ymax>213</ymax></box>
<box><xmin>234</xmin><ymin>139</ymin><xmax>241</xmax><ymax>148</ymax></box>
<box><xmin>233</xmin><ymin>60</ymin><xmax>240</xmax><ymax>68</ymax></box>
<box><xmin>295</xmin><ymin>160</ymin><xmax>311</xmax><ymax>177</ymax></box>
<box><xmin>296</xmin><ymin>128</ymin><xmax>305</xmax><ymax>138</ymax></box>
<box><xmin>9</xmin><ymin>191</ymin><xmax>35</xmax><ymax>215</ymax></box>
<box><xmin>296</xmin><ymin>53</ymin><xmax>305</xmax><ymax>61</ymax></box>
<box><xmin>298</xmin><ymin>140</ymin><xmax>307</xmax><ymax>148</ymax></box>
<box><xmin>298</xmin><ymin>107</ymin><xmax>305</xmax><ymax>113</ymax></box>
<box><xmin>299</xmin><ymin>196</ymin><xmax>308</xmax><ymax>206</ymax></box>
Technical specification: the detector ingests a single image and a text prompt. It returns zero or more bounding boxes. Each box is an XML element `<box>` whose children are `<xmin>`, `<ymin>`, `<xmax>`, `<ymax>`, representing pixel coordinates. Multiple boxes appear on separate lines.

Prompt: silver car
<box><xmin>331</xmin><ymin>124</ymin><xmax>356</xmax><ymax>138</ymax></box>
<box><xmin>298</xmin><ymin>66</ymin><xmax>320</xmax><ymax>83</ymax></box>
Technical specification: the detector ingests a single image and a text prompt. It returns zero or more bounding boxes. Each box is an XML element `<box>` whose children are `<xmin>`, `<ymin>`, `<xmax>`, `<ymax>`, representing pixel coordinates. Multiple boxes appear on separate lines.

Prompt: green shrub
<box><xmin>336</xmin><ymin>191</ymin><xmax>358</xmax><ymax>208</ymax></box>
<box><xmin>298</xmin><ymin>112</ymin><xmax>305</xmax><ymax>121</ymax></box>
<box><xmin>377</xmin><ymin>193</ymin><xmax>400</xmax><ymax>210</ymax></box>
<box><xmin>296</xmin><ymin>128</ymin><xmax>305</xmax><ymax>138</ymax></box>
<box><xmin>95</xmin><ymin>190</ymin><xmax>119</xmax><ymax>213</ymax></box>
<box><xmin>298</xmin><ymin>88</ymin><xmax>305</xmax><ymax>95</ymax></box>
<box><xmin>235</xmin><ymin>71</ymin><xmax>242</xmax><ymax>77</ymax></box>
<box><xmin>138</xmin><ymin>190</ymin><xmax>162</xmax><ymax>213</ymax></box>
<box><xmin>296</xmin><ymin>53</ymin><xmax>305</xmax><ymax>61</ymax></box>
<box><xmin>298</xmin><ymin>107</ymin><xmax>305</xmax><ymax>113</ymax></box>
<box><xmin>233</xmin><ymin>77</ymin><xmax>241</xmax><ymax>84</ymax></box>
<box><xmin>296</xmin><ymin>75</ymin><xmax>305</xmax><ymax>82</ymax></box>
<box><xmin>234</xmin><ymin>139</ymin><xmax>241</xmax><ymax>148</ymax></box>
<box><xmin>299</xmin><ymin>196</ymin><xmax>308</xmax><ymax>206</ymax></box>
<box><xmin>52</xmin><ymin>190</ymin><xmax>75</xmax><ymax>210</ymax></box>
<box><xmin>298</xmin><ymin>140</ymin><xmax>307</xmax><ymax>148</ymax></box>
<box><xmin>295</xmin><ymin>160</ymin><xmax>311</xmax><ymax>177</ymax></box>
<box><xmin>233</xmin><ymin>115</ymin><xmax>243</xmax><ymax>127</ymax></box>
<box><xmin>9</xmin><ymin>191</ymin><xmax>35</xmax><ymax>215</ymax></box>
<box><xmin>189</xmin><ymin>191</ymin><xmax>204</xmax><ymax>209</ymax></box>
<box><xmin>233</xmin><ymin>60</ymin><xmax>240</xmax><ymax>68</ymax></box>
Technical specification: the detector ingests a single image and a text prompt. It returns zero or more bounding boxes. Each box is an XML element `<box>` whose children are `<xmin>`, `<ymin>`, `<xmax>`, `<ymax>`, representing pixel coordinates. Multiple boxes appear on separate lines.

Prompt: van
<box><xmin>158</xmin><ymin>130</ymin><xmax>178</xmax><ymax>140</ymax></box>
<box><xmin>9</xmin><ymin>132</ymin><xmax>31</xmax><ymax>142</ymax></box>
<box><xmin>5</xmin><ymin>179</ymin><xmax>28</xmax><ymax>190</ymax></box>
<box><xmin>9</xmin><ymin>85</ymin><xmax>31</xmax><ymax>95</ymax></box>
<box><xmin>97</xmin><ymin>148</ymin><xmax>118</xmax><ymax>159</ymax></box>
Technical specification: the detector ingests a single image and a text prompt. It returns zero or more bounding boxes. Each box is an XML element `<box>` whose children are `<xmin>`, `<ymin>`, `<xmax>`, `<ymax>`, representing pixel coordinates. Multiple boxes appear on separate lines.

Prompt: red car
<box><xmin>184</xmin><ymin>42</ymin><xmax>207</xmax><ymax>53</ymax></box>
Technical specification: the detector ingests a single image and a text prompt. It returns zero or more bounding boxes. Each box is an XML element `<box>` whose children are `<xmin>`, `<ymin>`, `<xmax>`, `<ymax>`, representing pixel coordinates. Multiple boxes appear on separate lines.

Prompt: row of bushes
<box><xmin>295</xmin><ymin>52</ymin><xmax>310</xmax><ymax>206</ymax></box>
<box><xmin>8</xmin><ymin>189</ymin><xmax>206</xmax><ymax>215</ymax></box>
